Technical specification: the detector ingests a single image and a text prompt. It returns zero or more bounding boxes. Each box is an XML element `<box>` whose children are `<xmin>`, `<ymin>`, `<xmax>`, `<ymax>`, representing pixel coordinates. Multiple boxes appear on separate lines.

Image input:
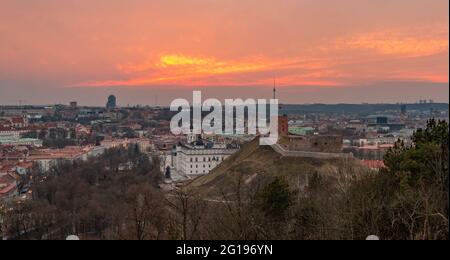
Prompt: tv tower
<box><xmin>273</xmin><ymin>78</ymin><xmax>276</xmax><ymax>100</ymax></box>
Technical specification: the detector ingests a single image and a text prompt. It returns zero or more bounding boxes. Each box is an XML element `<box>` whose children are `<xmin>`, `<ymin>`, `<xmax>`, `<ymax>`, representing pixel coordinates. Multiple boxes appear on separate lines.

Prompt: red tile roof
<box><xmin>11</xmin><ymin>117</ymin><xmax>25</xmax><ymax>124</ymax></box>
<box><xmin>0</xmin><ymin>126</ymin><xmax>12</xmax><ymax>131</ymax></box>
<box><xmin>0</xmin><ymin>183</ymin><xmax>17</xmax><ymax>196</ymax></box>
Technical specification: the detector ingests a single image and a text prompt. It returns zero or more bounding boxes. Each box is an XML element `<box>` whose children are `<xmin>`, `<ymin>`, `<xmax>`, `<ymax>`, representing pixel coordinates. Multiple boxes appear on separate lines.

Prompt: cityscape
<box><xmin>0</xmin><ymin>0</ymin><xmax>448</xmax><ymax>244</ymax></box>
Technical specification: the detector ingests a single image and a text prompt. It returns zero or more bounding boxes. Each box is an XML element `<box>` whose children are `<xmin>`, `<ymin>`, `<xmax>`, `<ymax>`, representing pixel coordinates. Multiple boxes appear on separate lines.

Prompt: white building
<box><xmin>171</xmin><ymin>136</ymin><xmax>240</xmax><ymax>178</ymax></box>
<box><xmin>0</xmin><ymin>130</ymin><xmax>22</xmax><ymax>140</ymax></box>
<box><xmin>0</xmin><ymin>129</ymin><xmax>42</xmax><ymax>147</ymax></box>
<box><xmin>100</xmin><ymin>138</ymin><xmax>152</xmax><ymax>153</ymax></box>
<box><xmin>0</xmin><ymin>138</ymin><xmax>43</xmax><ymax>147</ymax></box>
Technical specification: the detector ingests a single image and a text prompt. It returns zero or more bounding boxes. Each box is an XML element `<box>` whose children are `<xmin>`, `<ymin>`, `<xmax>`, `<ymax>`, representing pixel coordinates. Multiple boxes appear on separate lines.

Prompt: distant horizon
<box><xmin>2</xmin><ymin>100</ymin><xmax>449</xmax><ymax>108</ymax></box>
<box><xmin>0</xmin><ymin>82</ymin><xmax>448</xmax><ymax>107</ymax></box>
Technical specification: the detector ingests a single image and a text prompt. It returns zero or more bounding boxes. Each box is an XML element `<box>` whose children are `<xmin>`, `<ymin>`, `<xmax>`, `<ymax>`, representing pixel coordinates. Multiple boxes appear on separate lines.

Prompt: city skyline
<box><xmin>0</xmin><ymin>0</ymin><xmax>449</xmax><ymax>106</ymax></box>
<box><xmin>1</xmin><ymin>0</ymin><xmax>448</xmax><ymax>243</ymax></box>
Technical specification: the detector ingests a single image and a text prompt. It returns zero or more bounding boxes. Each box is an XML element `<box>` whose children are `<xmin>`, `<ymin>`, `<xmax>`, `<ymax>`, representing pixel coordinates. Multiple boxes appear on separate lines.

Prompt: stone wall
<box><xmin>283</xmin><ymin>135</ymin><xmax>343</xmax><ymax>153</ymax></box>
<box><xmin>272</xmin><ymin>143</ymin><xmax>353</xmax><ymax>159</ymax></box>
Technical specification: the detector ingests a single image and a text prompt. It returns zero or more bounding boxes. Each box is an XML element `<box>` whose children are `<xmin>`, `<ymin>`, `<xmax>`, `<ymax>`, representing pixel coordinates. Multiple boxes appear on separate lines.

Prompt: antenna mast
<box><xmin>273</xmin><ymin>78</ymin><xmax>276</xmax><ymax>100</ymax></box>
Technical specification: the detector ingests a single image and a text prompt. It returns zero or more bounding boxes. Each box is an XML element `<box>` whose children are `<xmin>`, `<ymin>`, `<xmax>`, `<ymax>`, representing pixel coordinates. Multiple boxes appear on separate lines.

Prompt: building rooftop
<box><xmin>27</xmin><ymin>146</ymin><xmax>91</xmax><ymax>160</ymax></box>
<box><xmin>0</xmin><ymin>183</ymin><xmax>17</xmax><ymax>196</ymax></box>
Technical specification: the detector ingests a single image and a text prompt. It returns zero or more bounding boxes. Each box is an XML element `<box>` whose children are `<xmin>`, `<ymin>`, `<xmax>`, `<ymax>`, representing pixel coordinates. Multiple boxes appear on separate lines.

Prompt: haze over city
<box><xmin>0</xmin><ymin>0</ymin><xmax>448</xmax><ymax>106</ymax></box>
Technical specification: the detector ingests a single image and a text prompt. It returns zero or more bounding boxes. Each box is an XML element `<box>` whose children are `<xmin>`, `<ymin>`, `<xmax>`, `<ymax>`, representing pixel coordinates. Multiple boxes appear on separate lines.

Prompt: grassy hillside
<box><xmin>186</xmin><ymin>137</ymin><xmax>368</xmax><ymax>199</ymax></box>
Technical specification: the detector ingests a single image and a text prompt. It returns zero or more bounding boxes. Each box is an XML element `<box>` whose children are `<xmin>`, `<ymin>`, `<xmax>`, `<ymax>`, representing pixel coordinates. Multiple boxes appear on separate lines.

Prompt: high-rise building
<box><xmin>106</xmin><ymin>95</ymin><xmax>117</xmax><ymax>109</ymax></box>
<box><xmin>376</xmin><ymin>116</ymin><xmax>388</xmax><ymax>125</ymax></box>
<box><xmin>400</xmin><ymin>104</ymin><xmax>407</xmax><ymax>114</ymax></box>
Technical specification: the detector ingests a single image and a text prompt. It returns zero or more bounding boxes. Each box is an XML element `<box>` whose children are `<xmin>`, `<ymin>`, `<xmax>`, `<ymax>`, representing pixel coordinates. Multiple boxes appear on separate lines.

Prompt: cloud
<box><xmin>69</xmin><ymin>23</ymin><xmax>449</xmax><ymax>89</ymax></box>
<box><xmin>333</xmin><ymin>25</ymin><xmax>449</xmax><ymax>57</ymax></box>
<box><xmin>74</xmin><ymin>54</ymin><xmax>333</xmax><ymax>87</ymax></box>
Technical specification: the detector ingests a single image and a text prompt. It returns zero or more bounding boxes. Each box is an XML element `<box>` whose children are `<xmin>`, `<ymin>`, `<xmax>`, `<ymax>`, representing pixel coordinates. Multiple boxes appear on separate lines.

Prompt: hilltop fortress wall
<box><xmin>283</xmin><ymin>135</ymin><xmax>343</xmax><ymax>153</ymax></box>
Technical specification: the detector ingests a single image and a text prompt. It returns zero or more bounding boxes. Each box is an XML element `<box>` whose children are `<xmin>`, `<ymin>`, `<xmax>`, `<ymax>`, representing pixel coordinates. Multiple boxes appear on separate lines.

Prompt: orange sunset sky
<box><xmin>0</xmin><ymin>0</ymin><xmax>449</xmax><ymax>106</ymax></box>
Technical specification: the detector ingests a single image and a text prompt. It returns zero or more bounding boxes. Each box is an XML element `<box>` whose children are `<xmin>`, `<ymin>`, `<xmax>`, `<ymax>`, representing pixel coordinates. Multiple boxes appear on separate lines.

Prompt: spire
<box><xmin>273</xmin><ymin>78</ymin><xmax>276</xmax><ymax>100</ymax></box>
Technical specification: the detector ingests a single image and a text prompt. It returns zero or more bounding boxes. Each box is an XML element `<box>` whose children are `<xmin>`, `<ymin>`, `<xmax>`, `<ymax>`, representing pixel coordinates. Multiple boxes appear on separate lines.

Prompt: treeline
<box><xmin>279</xmin><ymin>103</ymin><xmax>449</xmax><ymax>115</ymax></box>
<box><xmin>1</xmin><ymin>145</ymin><xmax>162</xmax><ymax>240</ymax></box>
<box><xmin>1</xmin><ymin>120</ymin><xmax>448</xmax><ymax>240</ymax></box>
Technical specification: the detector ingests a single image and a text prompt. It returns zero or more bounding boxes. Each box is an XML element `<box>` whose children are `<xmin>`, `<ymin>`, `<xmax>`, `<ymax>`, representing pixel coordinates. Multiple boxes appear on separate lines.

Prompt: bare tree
<box><xmin>5</xmin><ymin>201</ymin><xmax>35</xmax><ymax>240</ymax></box>
<box><xmin>166</xmin><ymin>188</ymin><xmax>207</xmax><ymax>240</ymax></box>
<box><xmin>124</xmin><ymin>184</ymin><xmax>168</xmax><ymax>240</ymax></box>
<box><xmin>0</xmin><ymin>202</ymin><xmax>6</xmax><ymax>240</ymax></box>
